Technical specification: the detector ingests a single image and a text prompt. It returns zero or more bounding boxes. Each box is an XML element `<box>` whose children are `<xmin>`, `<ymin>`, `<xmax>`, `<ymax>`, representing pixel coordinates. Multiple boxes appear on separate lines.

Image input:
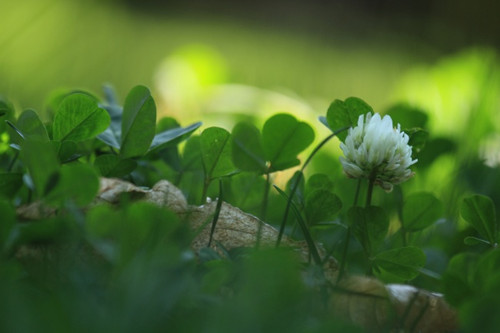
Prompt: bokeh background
<box><xmin>2</xmin><ymin>0</ymin><xmax>499</xmax><ymax>117</ymax></box>
<box><xmin>2</xmin><ymin>0</ymin><xmax>500</xmax><ymax>194</ymax></box>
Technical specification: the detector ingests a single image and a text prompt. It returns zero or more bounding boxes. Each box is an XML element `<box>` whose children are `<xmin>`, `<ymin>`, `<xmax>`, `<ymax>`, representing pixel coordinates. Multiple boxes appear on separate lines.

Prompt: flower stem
<box><xmin>365</xmin><ymin>176</ymin><xmax>376</xmax><ymax>207</ymax></box>
<box><xmin>276</xmin><ymin>127</ymin><xmax>349</xmax><ymax>247</ymax></box>
<box><xmin>337</xmin><ymin>179</ymin><xmax>363</xmax><ymax>283</ymax></box>
<box><xmin>261</xmin><ymin>172</ymin><xmax>271</xmax><ymax>221</ymax></box>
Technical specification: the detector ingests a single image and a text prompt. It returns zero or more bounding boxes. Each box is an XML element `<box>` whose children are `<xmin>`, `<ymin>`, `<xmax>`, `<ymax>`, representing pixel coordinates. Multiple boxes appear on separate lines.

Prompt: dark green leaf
<box><xmin>53</xmin><ymin>93</ymin><xmax>110</xmax><ymax>142</ymax></box>
<box><xmin>286</xmin><ymin>171</ymin><xmax>305</xmax><ymax>208</ymax></box>
<box><xmin>274</xmin><ymin>185</ymin><xmax>322</xmax><ymax>265</ymax></box>
<box><xmin>348</xmin><ymin>206</ymin><xmax>389</xmax><ymax>255</ymax></box>
<box><xmin>231</xmin><ymin>122</ymin><xmax>267</xmax><ymax>173</ymax></box>
<box><xmin>20</xmin><ymin>140</ymin><xmax>60</xmax><ymax>197</ymax></box>
<box><xmin>148</xmin><ymin>121</ymin><xmax>202</xmax><ymax>153</ymax></box>
<box><xmin>45</xmin><ymin>163</ymin><xmax>99</xmax><ymax>207</ymax></box>
<box><xmin>120</xmin><ymin>85</ymin><xmax>156</xmax><ymax>158</ymax></box>
<box><xmin>0</xmin><ymin>173</ymin><xmax>23</xmax><ymax>198</ymax></box>
<box><xmin>326</xmin><ymin>97</ymin><xmax>372</xmax><ymax>142</ymax></box>
<box><xmin>262</xmin><ymin>113</ymin><xmax>314</xmax><ymax>171</ymax></box>
<box><xmin>442</xmin><ymin>253</ymin><xmax>479</xmax><ymax>306</ymax></box>
<box><xmin>7</xmin><ymin>217</ymin><xmax>72</xmax><ymax>248</ymax></box>
<box><xmin>407</xmin><ymin>128</ymin><xmax>429</xmax><ymax>154</ymax></box>
<box><xmin>461</xmin><ymin>194</ymin><xmax>497</xmax><ymax>244</ymax></box>
<box><xmin>0</xmin><ymin>201</ymin><xmax>15</xmax><ymax>246</ymax></box>
<box><xmin>305</xmin><ymin>189</ymin><xmax>342</xmax><ymax>224</ymax></box>
<box><xmin>373</xmin><ymin>246</ymin><xmax>426</xmax><ymax>281</ymax></box>
<box><xmin>94</xmin><ymin>154</ymin><xmax>137</xmax><ymax>177</ymax></box>
<box><xmin>385</xmin><ymin>104</ymin><xmax>428</xmax><ymax>128</ymax></box>
<box><xmin>200</xmin><ymin>127</ymin><xmax>236</xmax><ymax>180</ymax></box>
<box><xmin>56</xmin><ymin>140</ymin><xmax>81</xmax><ymax>163</ymax></box>
<box><xmin>402</xmin><ymin>192</ymin><xmax>443</xmax><ymax>232</ymax></box>
<box><xmin>182</xmin><ymin>135</ymin><xmax>203</xmax><ymax>172</ymax></box>
<box><xmin>417</xmin><ymin>137</ymin><xmax>456</xmax><ymax>167</ymax></box>
<box><xmin>475</xmin><ymin>250</ymin><xmax>500</xmax><ymax>291</ymax></box>
<box><xmin>15</xmin><ymin>109</ymin><xmax>49</xmax><ymax>142</ymax></box>
<box><xmin>306</xmin><ymin>173</ymin><xmax>335</xmax><ymax>193</ymax></box>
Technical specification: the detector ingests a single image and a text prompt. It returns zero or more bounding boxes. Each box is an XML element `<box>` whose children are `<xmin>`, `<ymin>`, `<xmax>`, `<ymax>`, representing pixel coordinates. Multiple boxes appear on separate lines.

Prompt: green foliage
<box><xmin>44</xmin><ymin>163</ymin><xmax>99</xmax><ymax>207</ymax></box>
<box><xmin>201</xmin><ymin>127</ymin><xmax>236</xmax><ymax>180</ymax></box>
<box><xmin>402</xmin><ymin>192</ymin><xmax>443</xmax><ymax>232</ymax></box>
<box><xmin>348</xmin><ymin>206</ymin><xmax>389</xmax><ymax>256</ymax></box>
<box><xmin>373</xmin><ymin>246</ymin><xmax>426</xmax><ymax>281</ymax></box>
<box><xmin>20</xmin><ymin>140</ymin><xmax>59</xmax><ymax>197</ymax></box>
<box><xmin>461</xmin><ymin>194</ymin><xmax>498</xmax><ymax>245</ymax></box>
<box><xmin>1</xmin><ymin>83</ymin><xmax>499</xmax><ymax>331</ymax></box>
<box><xmin>120</xmin><ymin>85</ymin><xmax>157</xmax><ymax>158</ymax></box>
<box><xmin>305</xmin><ymin>189</ymin><xmax>342</xmax><ymax>225</ymax></box>
<box><xmin>231</xmin><ymin>122</ymin><xmax>267</xmax><ymax>173</ymax></box>
<box><xmin>53</xmin><ymin>93</ymin><xmax>110</xmax><ymax>142</ymax></box>
<box><xmin>261</xmin><ymin>113</ymin><xmax>315</xmax><ymax>171</ymax></box>
<box><xmin>325</xmin><ymin>97</ymin><xmax>373</xmax><ymax>141</ymax></box>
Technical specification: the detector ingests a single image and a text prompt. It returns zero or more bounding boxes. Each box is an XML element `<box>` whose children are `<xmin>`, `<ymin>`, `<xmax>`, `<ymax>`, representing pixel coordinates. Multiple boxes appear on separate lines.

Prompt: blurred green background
<box><xmin>2</xmin><ymin>0</ymin><xmax>499</xmax><ymax>119</ymax></box>
<box><xmin>2</xmin><ymin>0</ymin><xmax>500</xmax><ymax>194</ymax></box>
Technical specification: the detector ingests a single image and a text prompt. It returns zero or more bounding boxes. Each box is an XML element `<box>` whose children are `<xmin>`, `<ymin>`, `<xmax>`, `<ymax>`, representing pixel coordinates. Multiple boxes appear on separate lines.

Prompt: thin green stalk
<box><xmin>256</xmin><ymin>172</ymin><xmax>271</xmax><ymax>249</ymax></box>
<box><xmin>261</xmin><ymin>172</ymin><xmax>271</xmax><ymax>220</ymax></box>
<box><xmin>207</xmin><ymin>179</ymin><xmax>223</xmax><ymax>247</ymax></box>
<box><xmin>276</xmin><ymin>126</ymin><xmax>349</xmax><ymax>247</ymax></box>
<box><xmin>364</xmin><ymin>177</ymin><xmax>376</xmax><ymax>275</ymax></box>
<box><xmin>7</xmin><ymin>150</ymin><xmax>19</xmax><ymax>172</ymax></box>
<box><xmin>336</xmin><ymin>178</ymin><xmax>362</xmax><ymax>283</ymax></box>
<box><xmin>365</xmin><ymin>176</ymin><xmax>376</xmax><ymax>207</ymax></box>
<box><xmin>274</xmin><ymin>185</ymin><xmax>322</xmax><ymax>265</ymax></box>
<box><xmin>201</xmin><ymin>177</ymin><xmax>210</xmax><ymax>204</ymax></box>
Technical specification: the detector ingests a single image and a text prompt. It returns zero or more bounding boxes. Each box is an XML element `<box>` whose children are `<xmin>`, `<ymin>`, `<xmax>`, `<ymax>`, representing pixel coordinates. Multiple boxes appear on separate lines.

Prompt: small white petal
<box><xmin>339</xmin><ymin>112</ymin><xmax>417</xmax><ymax>189</ymax></box>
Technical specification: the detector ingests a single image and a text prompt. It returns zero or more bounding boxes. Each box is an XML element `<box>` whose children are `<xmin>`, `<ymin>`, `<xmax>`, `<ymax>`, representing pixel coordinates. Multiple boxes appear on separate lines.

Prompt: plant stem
<box><xmin>7</xmin><ymin>150</ymin><xmax>19</xmax><ymax>172</ymax></box>
<box><xmin>276</xmin><ymin>126</ymin><xmax>349</xmax><ymax>247</ymax></box>
<box><xmin>365</xmin><ymin>176</ymin><xmax>375</xmax><ymax>207</ymax></box>
<box><xmin>337</xmin><ymin>178</ymin><xmax>362</xmax><ymax>283</ymax></box>
<box><xmin>201</xmin><ymin>177</ymin><xmax>210</xmax><ymax>204</ymax></box>
<box><xmin>256</xmin><ymin>172</ymin><xmax>271</xmax><ymax>249</ymax></box>
<box><xmin>261</xmin><ymin>172</ymin><xmax>270</xmax><ymax>221</ymax></box>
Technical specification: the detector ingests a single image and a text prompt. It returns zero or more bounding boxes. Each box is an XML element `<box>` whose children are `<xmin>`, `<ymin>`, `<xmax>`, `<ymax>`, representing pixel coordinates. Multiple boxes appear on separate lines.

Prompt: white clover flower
<box><xmin>339</xmin><ymin>113</ymin><xmax>417</xmax><ymax>191</ymax></box>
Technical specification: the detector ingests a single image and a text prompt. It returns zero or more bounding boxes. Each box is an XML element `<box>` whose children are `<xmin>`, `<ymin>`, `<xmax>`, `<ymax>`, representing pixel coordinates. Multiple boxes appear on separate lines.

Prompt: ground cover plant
<box><xmin>0</xmin><ymin>84</ymin><xmax>499</xmax><ymax>332</ymax></box>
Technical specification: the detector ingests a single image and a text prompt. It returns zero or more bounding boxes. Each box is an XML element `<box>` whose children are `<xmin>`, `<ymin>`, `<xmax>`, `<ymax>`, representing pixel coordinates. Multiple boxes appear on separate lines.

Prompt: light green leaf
<box><xmin>373</xmin><ymin>246</ymin><xmax>426</xmax><ymax>281</ymax></box>
<box><xmin>402</xmin><ymin>192</ymin><xmax>443</xmax><ymax>232</ymax></box>
<box><xmin>231</xmin><ymin>122</ymin><xmax>267</xmax><ymax>173</ymax></box>
<box><xmin>262</xmin><ymin>113</ymin><xmax>314</xmax><ymax>171</ymax></box>
<box><xmin>20</xmin><ymin>140</ymin><xmax>60</xmax><ymax>197</ymax></box>
<box><xmin>200</xmin><ymin>127</ymin><xmax>236</xmax><ymax>180</ymax></box>
<box><xmin>120</xmin><ymin>85</ymin><xmax>157</xmax><ymax>158</ymax></box>
<box><xmin>53</xmin><ymin>93</ymin><xmax>110</xmax><ymax>142</ymax></box>
<box><xmin>461</xmin><ymin>194</ymin><xmax>497</xmax><ymax>245</ymax></box>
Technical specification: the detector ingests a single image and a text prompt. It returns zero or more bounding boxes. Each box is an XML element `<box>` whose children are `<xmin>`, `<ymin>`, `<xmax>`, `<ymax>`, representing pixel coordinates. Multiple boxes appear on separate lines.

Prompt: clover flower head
<box><xmin>339</xmin><ymin>112</ymin><xmax>417</xmax><ymax>191</ymax></box>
